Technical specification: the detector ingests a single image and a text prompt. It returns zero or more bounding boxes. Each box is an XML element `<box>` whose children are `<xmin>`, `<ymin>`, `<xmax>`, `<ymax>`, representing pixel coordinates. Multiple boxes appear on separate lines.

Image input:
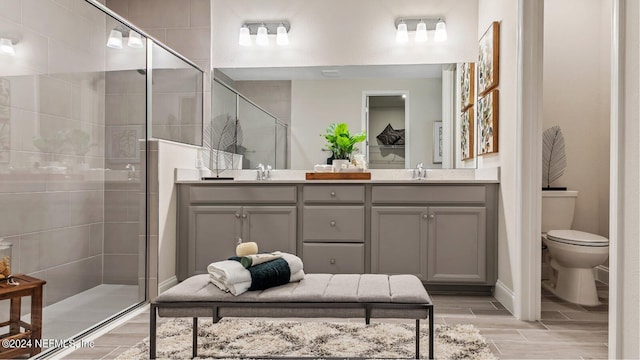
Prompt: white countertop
<box><xmin>175</xmin><ymin>168</ymin><xmax>500</xmax><ymax>184</ymax></box>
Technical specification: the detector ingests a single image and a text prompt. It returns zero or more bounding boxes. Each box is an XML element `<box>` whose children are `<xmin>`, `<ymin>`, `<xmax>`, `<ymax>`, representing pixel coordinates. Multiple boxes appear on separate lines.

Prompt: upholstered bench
<box><xmin>150</xmin><ymin>273</ymin><xmax>434</xmax><ymax>359</ymax></box>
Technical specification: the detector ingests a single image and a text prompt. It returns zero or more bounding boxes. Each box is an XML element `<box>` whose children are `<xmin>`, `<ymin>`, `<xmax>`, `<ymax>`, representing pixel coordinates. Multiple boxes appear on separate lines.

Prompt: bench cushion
<box><xmin>155</xmin><ymin>274</ymin><xmax>432</xmax><ymax>319</ymax></box>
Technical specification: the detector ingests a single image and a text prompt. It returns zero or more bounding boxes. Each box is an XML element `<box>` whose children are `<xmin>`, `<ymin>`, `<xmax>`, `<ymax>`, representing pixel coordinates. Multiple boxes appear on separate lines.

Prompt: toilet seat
<box><xmin>546</xmin><ymin>230</ymin><xmax>609</xmax><ymax>247</ymax></box>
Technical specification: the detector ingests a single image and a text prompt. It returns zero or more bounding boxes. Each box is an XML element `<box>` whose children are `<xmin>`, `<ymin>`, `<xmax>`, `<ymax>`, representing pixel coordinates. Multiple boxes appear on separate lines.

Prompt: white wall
<box><xmin>156</xmin><ymin>140</ymin><xmax>200</xmax><ymax>294</ymax></box>
<box><xmin>477</xmin><ymin>0</ymin><xmax>518</xmax><ymax>301</ymax></box>
<box><xmin>543</xmin><ymin>0</ymin><xmax>610</xmax><ymax>237</ymax></box>
<box><xmin>290</xmin><ymin>78</ymin><xmax>441</xmax><ymax>169</ymax></box>
<box><xmin>212</xmin><ymin>0</ymin><xmax>478</xmax><ymax>68</ymax></box>
<box><xmin>614</xmin><ymin>1</ymin><xmax>640</xmax><ymax>356</ymax></box>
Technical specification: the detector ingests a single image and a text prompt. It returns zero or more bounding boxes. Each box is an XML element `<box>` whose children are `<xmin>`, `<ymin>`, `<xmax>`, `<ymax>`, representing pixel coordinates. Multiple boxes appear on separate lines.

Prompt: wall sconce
<box><xmin>395</xmin><ymin>17</ymin><xmax>447</xmax><ymax>43</ymax></box>
<box><xmin>0</xmin><ymin>36</ymin><xmax>19</xmax><ymax>56</ymax></box>
<box><xmin>238</xmin><ymin>21</ymin><xmax>290</xmax><ymax>47</ymax></box>
<box><xmin>107</xmin><ymin>26</ymin><xmax>144</xmax><ymax>49</ymax></box>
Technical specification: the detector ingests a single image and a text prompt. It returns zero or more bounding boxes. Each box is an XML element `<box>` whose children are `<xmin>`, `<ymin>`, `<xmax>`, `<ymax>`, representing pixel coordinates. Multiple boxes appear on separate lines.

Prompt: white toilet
<box><xmin>541</xmin><ymin>191</ymin><xmax>609</xmax><ymax>306</ymax></box>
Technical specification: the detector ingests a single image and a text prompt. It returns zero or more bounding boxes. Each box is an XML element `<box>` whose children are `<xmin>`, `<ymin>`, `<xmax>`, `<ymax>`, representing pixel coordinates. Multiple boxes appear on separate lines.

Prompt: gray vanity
<box><xmin>176</xmin><ymin>179</ymin><xmax>498</xmax><ymax>291</ymax></box>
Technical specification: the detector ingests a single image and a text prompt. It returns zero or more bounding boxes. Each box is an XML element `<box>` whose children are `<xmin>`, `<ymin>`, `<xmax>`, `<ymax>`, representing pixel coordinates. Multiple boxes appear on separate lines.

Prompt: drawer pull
<box><xmin>330</xmin><ymin>220</ymin><xmax>336</xmax><ymax>227</ymax></box>
<box><xmin>330</xmin><ymin>191</ymin><xmax>336</xmax><ymax>197</ymax></box>
<box><xmin>235</xmin><ymin>213</ymin><xmax>241</xmax><ymax>219</ymax></box>
<box><xmin>237</xmin><ymin>237</ymin><xmax>242</xmax><ymax>244</ymax></box>
<box><xmin>330</xmin><ymin>259</ymin><xmax>336</xmax><ymax>264</ymax></box>
<box><xmin>242</xmin><ymin>214</ymin><xmax>247</xmax><ymax>219</ymax></box>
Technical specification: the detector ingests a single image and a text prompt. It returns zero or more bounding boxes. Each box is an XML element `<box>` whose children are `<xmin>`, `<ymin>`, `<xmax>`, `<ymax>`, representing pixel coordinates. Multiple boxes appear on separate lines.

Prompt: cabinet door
<box><xmin>242</xmin><ymin>206</ymin><xmax>297</xmax><ymax>254</ymax></box>
<box><xmin>189</xmin><ymin>206</ymin><xmax>241</xmax><ymax>275</ymax></box>
<box><xmin>427</xmin><ymin>207</ymin><xmax>487</xmax><ymax>283</ymax></box>
<box><xmin>371</xmin><ymin>206</ymin><xmax>429</xmax><ymax>280</ymax></box>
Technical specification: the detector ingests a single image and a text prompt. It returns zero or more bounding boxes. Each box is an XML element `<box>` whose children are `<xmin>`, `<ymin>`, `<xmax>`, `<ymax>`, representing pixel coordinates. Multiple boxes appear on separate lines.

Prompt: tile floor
<box><xmin>61</xmin><ymin>283</ymin><xmax>608</xmax><ymax>359</ymax></box>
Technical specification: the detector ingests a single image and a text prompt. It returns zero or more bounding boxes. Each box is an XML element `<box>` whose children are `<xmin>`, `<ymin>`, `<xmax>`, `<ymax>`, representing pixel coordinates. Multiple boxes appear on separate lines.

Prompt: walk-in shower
<box><xmin>0</xmin><ymin>0</ymin><xmax>203</xmax><ymax>353</ymax></box>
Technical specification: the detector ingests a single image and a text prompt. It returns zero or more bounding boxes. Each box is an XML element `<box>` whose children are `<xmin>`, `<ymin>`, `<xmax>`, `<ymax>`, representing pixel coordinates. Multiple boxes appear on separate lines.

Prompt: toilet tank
<box><xmin>541</xmin><ymin>190</ymin><xmax>578</xmax><ymax>233</ymax></box>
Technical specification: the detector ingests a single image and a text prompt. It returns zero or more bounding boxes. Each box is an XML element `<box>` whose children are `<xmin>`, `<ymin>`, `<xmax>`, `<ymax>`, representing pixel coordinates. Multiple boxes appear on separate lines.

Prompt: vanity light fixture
<box><xmin>107</xmin><ymin>29</ymin><xmax>123</xmax><ymax>49</ymax></box>
<box><xmin>127</xmin><ymin>30</ymin><xmax>144</xmax><ymax>48</ymax></box>
<box><xmin>107</xmin><ymin>26</ymin><xmax>145</xmax><ymax>49</ymax></box>
<box><xmin>395</xmin><ymin>20</ymin><xmax>409</xmax><ymax>43</ymax></box>
<box><xmin>239</xmin><ymin>25</ymin><xmax>252</xmax><ymax>46</ymax></box>
<box><xmin>256</xmin><ymin>24</ymin><xmax>269</xmax><ymax>46</ymax></box>
<box><xmin>434</xmin><ymin>19</ymin><xmax>447</xmax><ymax>42</ymax></box>
<box><xmin>0</xmin><ymin>38</ymin><xmax>16</xmax><ymax>56</ymax></box>
<box><xmin>238</xmin><ymin>21</ymin><xmax>291</xmax><ymax>47</ymax></box>
<box><xmin>394</xmin><ymin>17</ymin><xmax>447</xmax><ymax>43</ymax></box>
<box><xmin>415</xmin><ymin>20</ymin><xmax>427</xmax><ymax>42</ymax></box>
<box><xmin>276</xmin><ymin>23</ymin><xmax>289</xmax><ymax>46</ymax></box>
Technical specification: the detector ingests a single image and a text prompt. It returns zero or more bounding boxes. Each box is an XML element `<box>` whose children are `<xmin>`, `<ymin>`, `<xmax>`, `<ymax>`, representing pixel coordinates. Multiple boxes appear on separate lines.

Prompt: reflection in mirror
<box><xmin>211</xmin><ymin>79</ymin><xmax>287</xmax><ymax>172</ymax></box>
<box><xmin>213</xmin><ymin>64</ymin><xmax>476</xmax><ymax>170</ymax></box>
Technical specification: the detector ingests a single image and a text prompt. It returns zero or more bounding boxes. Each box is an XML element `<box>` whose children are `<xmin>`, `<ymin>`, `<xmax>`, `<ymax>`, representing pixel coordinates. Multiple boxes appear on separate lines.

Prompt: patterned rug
<box><xmin>118</xmin><ymin>318</ymin><xmax>497</xmax><ymax>359</ymax></box>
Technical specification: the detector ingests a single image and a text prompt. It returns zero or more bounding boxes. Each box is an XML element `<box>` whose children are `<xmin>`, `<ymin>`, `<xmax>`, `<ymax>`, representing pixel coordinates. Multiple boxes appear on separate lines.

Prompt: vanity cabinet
<box><xmin>371</xmin><ymin>207</ymin><xmax>429</xmax><ymax>279</ymax></box>
<box><xmin>370</xmin><ymin>185</ymin><xmax>496</xmax><ymax>286</ymax></box>
<box><xmin>177</xmin><ymin>185</ymin><xmax>297</xmax><ymax>280</ymax></box>
<box><xmin>302</xmin><ymin>185</ymin><xmax>366</xmax><ymax>274</ymax></box>
<box><xmin>177</xmin><ymin>182</ymin><xmax>498</xmax><ymax>289</ymax></box>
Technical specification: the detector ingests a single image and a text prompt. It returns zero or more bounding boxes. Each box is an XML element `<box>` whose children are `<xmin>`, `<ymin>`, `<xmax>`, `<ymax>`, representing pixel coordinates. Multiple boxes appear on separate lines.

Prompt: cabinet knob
<box><xmin>237</xmin><ymin>238</ymin><xmax>242</xmax><ymax>245</ymax></box>
<box><xmin>330</xmin><ymin>220</ymin><xmax>336</xmax><ymax>227</ymax></box>
<box><xmin>429</xmin><ymin>214</ymin><xmax>435</xmax><ymax>219</ymax></box>
<box><xmin>242</xmin><ymin>214</ymin><xmax>247</xmax><ymax>219</ymax></box>
<box><xmin>330</xmin><ymin>259</ymin><xmax>336</xmax><ymax>264</ymax></box>
<box><xmin>330</xmin><ymin>191</ymin><xmax>336</xmax><ymax>197</ymax></box>
<box><xmin>235</xmin><ymin>213</ymin><xmax>241</xmax><ymax>219</ymax></box>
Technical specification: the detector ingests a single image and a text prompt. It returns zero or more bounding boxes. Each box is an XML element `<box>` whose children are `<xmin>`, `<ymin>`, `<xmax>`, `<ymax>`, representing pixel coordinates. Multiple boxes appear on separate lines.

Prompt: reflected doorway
<box><xmin>364</xmin><ymin>93</ymin><xmax>409</xmax><ymax>168</ymax></box>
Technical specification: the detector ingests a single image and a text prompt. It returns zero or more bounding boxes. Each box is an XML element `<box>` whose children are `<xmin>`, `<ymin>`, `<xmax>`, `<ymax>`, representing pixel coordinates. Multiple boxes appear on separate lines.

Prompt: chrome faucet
<box><xmin>256</xmin><ymin>163</ymin><xmax>265</xmax><ymax>180</ymax></box>
<box><xmin>413</xmin><ymin>162</ymin><xmax>426</xmax><ymax>179</ymax></box>
<box><xmin>126</xmin><ymin>163</ymin><xmax>136</xmax><ymax>181</ymax></box>
<box><xmin>256</xmin><ymin>164</ymin><xmax>272</xmax><ymax>180</ymax></box>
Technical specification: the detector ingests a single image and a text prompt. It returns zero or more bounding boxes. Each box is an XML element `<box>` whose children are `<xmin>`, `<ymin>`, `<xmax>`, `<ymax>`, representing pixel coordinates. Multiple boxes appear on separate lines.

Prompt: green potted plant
<box><xmin>321</xmin><ymin>123</ymin><xmax>366</xmax><ymax>170</ymax></box>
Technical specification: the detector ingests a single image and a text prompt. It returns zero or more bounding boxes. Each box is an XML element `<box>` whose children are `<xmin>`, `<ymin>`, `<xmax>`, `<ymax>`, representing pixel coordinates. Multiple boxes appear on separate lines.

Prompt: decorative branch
<box><xmin>542</xmin><ymin>125</ymin><xmax>567</xmax><ymax>188</ymax></box>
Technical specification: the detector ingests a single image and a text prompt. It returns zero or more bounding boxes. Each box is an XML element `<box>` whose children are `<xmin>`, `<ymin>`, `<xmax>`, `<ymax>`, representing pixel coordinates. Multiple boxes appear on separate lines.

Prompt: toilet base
<box><xmin>542</xmin><ymin>259</ymin><xmax>601</xmax><ymax>306</ymax></box>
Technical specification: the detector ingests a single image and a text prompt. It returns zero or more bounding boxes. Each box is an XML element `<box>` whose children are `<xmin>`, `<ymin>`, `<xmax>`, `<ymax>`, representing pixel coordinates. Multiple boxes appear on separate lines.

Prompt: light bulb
<box><xmin>128</xmin><ymin>30</ymin><xmax>144</xmax><ymax>48</ymax></box>
<box><xmin>0</xmin><ymin>38</ymin><xmax>15</xmax><ymax>56</ymax></box>
<box><xmin>434</xmin><ymin>19</ymin><xmax>447</xmax><ymax>42</ymax></box>
<box><xmin>256</xmin><ymin>24</ymin><xmax>269</xmax><ymax>46</ymax></box>
<box><xmin>396</xmin><ymin>21</ymin><xmax>408</xmax><ymax>43</ymax></box>
<box><xmin>415</xmin><ymin>20</ymin><xmax>427</xmax><ymax>42</ymax></box>
<box><xmin>238</xmin><ymin>25</ymin><xmax>251</xmax><ymax>46</ymax></box>
<box><xmin>107</xmin><ymin>29</ymin><xmax>123</xmax><ymax>49</ymax></box>
<box><xmin>276</xmin><ymin>23</ymin><xmax>289</xmax><ymax>46</ymax></box>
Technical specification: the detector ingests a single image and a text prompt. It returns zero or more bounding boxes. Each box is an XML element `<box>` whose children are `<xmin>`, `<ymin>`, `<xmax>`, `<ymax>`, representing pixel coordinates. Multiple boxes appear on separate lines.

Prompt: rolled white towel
<box><xmin>280</xmin><ymin>252</ymin><xmax>303</xmax><ymax>274</ymax></box>
<box><xmin>207</xmin><ymin>260</ymin><xmax>250</xmax><ymax>284</ymax></box>
<box><xmin>290</xmin><ymin>269</ymin><xmax>305</xmax><ymax>282</ymax></box>
<box><xmin>227</xmin><ymin>281</ymin><xmax>251</xmax><ymax>296</ymax></box>
<box><xmin>209</xmin><ymin>274</ymin><xmax>229</xmax><ymax>292</ymax></box>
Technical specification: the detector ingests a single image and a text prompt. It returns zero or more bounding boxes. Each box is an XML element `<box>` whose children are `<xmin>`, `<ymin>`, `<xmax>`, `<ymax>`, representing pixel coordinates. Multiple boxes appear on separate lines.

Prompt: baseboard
<box><xmin>493</xmin><ymin>280</ymin><xmax>515</xmax><ymax>315</ymax></box>
<box><xmin>159</xmin><ymin>275</ymin><xmax>178</xmax><ymax>294</ymax></box>
<box><xmin>594</xmin><ymin>265</ymin><xmax>609</xmax><ymax>285</ymax></box>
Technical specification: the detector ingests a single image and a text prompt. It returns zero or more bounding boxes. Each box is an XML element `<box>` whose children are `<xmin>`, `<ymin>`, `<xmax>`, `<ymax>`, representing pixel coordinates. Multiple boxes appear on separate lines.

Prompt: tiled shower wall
<box><xmin>0</xmin><ymin>0</ymin><xmax>108</xmax><ymax>306</ymax></box>
<box><xmin>0</xmin><ymin>0</ymin><xmax>149</xmax><ymax>309</ymax></box>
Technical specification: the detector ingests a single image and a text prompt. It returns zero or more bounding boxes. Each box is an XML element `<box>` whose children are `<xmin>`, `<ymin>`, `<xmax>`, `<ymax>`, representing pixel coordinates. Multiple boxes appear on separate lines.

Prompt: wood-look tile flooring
<box><xmin>63</xmin><ymin>283</ymin><xmax>608</xmax><ymax>359</ymax></box>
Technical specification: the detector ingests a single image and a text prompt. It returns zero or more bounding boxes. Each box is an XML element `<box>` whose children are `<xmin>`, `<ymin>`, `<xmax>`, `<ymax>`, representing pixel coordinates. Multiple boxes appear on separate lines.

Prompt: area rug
<box><xmin>117</xmin><ymin>318</ymin><xmax>496</xmax><ymax>359</ymax></box>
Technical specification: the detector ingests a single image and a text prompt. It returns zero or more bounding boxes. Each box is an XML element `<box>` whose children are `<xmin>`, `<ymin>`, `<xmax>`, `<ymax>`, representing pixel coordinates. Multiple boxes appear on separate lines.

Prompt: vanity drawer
<box><xmin>303</xmin><ymin>206</ymin><xmax>364</xmax><ymax>242</ymax></box>
<box><xmin>303</xmin><ymin>243</ymin><xmax>364</xmax><ymax>274</ymax></box>
<box><xmin>303</xmin><ymin>185</ymin><xmax>365</xmax><ymax>203</ymax></box>
<box><xmin>189</xmin><ymin>186</ymin><xmax>296</xmax><ymax>204</ymax></box>
<box><xmin>372</xmin><ymin>185</ymin><xmax>486</xmax><ymax>204</ymax></box>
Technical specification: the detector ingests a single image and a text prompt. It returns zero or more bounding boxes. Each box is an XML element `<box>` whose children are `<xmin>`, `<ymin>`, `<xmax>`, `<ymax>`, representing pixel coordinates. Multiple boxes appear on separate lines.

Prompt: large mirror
<box><xmin>213</xmin><ymin>64</ymin><xmax>473</xmax><ymax>170</ymax></box>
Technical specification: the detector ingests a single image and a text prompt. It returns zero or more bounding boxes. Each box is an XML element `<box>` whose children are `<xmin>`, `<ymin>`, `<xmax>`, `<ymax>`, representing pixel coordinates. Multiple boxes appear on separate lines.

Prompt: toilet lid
<box><xmin>547</xmin><ymin>230</ymin><xmax>609</xmax><ymax>247</ymax></box>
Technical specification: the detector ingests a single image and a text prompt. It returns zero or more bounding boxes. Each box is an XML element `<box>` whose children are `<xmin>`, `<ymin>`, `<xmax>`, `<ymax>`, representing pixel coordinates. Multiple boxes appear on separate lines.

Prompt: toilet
<box><xmin>541</xmin><ymin>191</ymin><xmax>609</xmax><ymax>306</ymax></box>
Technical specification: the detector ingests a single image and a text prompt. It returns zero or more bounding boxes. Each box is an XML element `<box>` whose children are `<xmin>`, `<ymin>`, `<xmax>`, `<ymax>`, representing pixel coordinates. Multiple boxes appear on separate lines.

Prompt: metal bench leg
<box><xmin>192</xmin><ymin>317</ymin><xmax>198</xmax><ymax>359</ymax></box>
<box><xmin>415</xmin><ymin>319</ymin><xmax>420</xmax><ymax>359</ymax></box>
<box><xmin>429</xmin><ymin>305</ymin><xmax>434</xmax><ymax>360</ymax></box>
<box><xmin>365</xmin><ymin>305</ymin><xmax>371</xmax><ymax>325</ymax></box>
<box><xmin>150</xmin><ymin>304</ymin><xmax>157</xmax><ymax>359</ymax></box>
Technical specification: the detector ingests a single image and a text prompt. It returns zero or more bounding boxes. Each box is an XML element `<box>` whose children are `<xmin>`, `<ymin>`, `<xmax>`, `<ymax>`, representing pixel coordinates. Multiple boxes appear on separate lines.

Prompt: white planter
<box><xmin>332</xmin><ymin>159</ymin><xmax>350</xmax><ymax>172</ymax></box>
